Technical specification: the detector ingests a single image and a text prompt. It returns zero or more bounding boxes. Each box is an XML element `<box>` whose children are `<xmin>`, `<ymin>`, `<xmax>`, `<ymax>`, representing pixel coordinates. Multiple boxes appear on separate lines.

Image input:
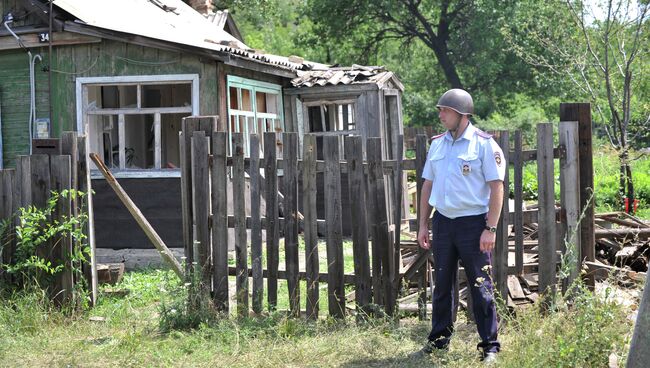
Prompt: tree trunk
<box><xmin>430</xmin><ymin>42</ymin><xmax>463</xmax><ymax>89</ymax></box>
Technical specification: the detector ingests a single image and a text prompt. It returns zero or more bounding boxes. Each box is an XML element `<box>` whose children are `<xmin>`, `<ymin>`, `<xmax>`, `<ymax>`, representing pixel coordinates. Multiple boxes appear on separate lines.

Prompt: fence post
<box><xmin>559</xmin><ymin>121</ymin><xmax>581</xmax><ymax>292</ymax></box>
<box><xmin>494</xmin><ymin>131</ymin><xmax>510</xmax><ymax>302</ymax></box>
<box><xmin>232</xmin><ymin>133</ymin><xmax>249</xmax><ymax>317</ymax></box>
<box><xmin>537</xmin><ymin>123</ymin><xmax>557</xmax><ymax>300</ymax></box>
<box><xmin>264</xmin><ymin>132</ymin><xmax>280</xmax><ymax>311</ymax></box>
<box><xmin>392</xmin><ymin>135</ymin><xmax>404</xmax><ymax>305</ymax></box>
<box><xmin>283</xmin><ymin>132</ymin><xmax>300</xmax><ymax>317</ymax></box>
<box><xmin>31</xmin><ymin>155</ymin><xmax>51</xmax><ymax>265</ymax></box>
<box><xmin>303</xmin><ymin>134</ymin><xmax>320</xmax><ymax>320</ymax></box>
<box><xmin>250</xmin><ymin>134</ymin><xmax>264</xmax><ymax>315</ymax></box>
<box><xmin>559</xmin><ymin>103</ymin><xmax>595</xmax><ymax>288</ymax></box>
<box><xmin>211</xmin><ymin>132</ymin><xmax>229</xmax><ymax>312</ymax></box>
<box><xmin>345</xmin><ymin>135</ymin><xmax>371</xmax><ymax>318</ymax></box>
<box><xmin>415</xmin><ymin>134</ymin><xmax>428</xmax><ymax>320</ymax></box>
<box><xmin>324</xmin><ymin>135</ymin><xmax>345</xmax><ymax>318</ymax></box>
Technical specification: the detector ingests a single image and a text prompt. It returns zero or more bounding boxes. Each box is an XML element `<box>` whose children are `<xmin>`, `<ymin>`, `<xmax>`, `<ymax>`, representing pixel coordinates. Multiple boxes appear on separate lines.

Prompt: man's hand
<box><xmin>418</xmin><ymin>228</ymin><xmax>430</xmax><ymax>250</ymax></box>
<box><xmin>480</xmin><ymin>230</ymin><xmax>496</xmax><ymax>253</ymax></box>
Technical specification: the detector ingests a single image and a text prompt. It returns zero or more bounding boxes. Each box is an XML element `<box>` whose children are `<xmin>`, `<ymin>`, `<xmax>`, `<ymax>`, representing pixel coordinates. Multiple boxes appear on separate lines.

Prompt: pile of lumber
<box><xmin>595</xmin><ymin>212</ymin><xmax>649</xmax><ymax>273</ymax></box>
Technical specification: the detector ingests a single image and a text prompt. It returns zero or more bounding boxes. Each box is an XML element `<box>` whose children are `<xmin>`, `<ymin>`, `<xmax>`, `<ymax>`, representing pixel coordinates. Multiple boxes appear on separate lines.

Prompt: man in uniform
<box><xmin>413</xmin><ymin>89</ymin><xmax>505</xmax><ymax>364</ymax></box>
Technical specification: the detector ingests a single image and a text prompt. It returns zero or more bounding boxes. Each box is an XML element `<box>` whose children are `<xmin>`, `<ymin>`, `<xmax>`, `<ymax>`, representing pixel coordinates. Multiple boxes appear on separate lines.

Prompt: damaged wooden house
<box><xmin>0</xmin><ymin>0</ymin><xmax>405</xmax><ymax>261</ymax></box>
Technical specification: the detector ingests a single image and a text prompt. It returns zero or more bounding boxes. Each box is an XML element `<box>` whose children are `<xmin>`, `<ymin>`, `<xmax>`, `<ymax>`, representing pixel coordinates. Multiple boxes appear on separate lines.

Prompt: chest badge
<box><xmin>462</xmin><ymin>161</ymin><xmax>471</xmax><ymax>176</ymax></box>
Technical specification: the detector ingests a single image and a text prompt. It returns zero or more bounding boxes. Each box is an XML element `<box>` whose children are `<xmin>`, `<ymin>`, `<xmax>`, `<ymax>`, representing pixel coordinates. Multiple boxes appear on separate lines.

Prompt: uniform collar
<box><xmin>445</xmin><ymin>121</ymin><xmax>476</xmax><ymax>141</ymax></box>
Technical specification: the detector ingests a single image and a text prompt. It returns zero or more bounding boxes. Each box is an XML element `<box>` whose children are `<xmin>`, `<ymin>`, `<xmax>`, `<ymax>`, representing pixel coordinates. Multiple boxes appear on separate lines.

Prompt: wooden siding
<box><xmin>51</xmin><ymin>39</ymin><xmax>218</xmax><ymax>135</ymax></box>
<box><xmin>0</xmin><ymin>49</ymin><xmax>49</xmax><ymax>168</ymax></box>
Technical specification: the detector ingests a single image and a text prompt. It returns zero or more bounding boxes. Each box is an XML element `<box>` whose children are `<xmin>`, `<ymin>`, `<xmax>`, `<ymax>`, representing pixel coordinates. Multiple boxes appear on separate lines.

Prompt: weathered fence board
<box><xmin>50</xmin><ymin>155</ymin><xmax>73</xmax><ymax>305</ymax></box>
<box><xmin>559</xmin><ymin>121</ymin><xmax>581</xmax><ymax>290</ymax></box>
<box><xmin>324</xmin><ymin>135</ymin><xmax>345</xmax><ymax>318</ymax></box>
<box><xmin>494</xmin><ymin>131</ymin><xmax>510</xmax><ymax>300</ymax></box>
<box><xmin>211</xmin><ymin>132</ymin><xmax>229</xmax><ymax>312</ymax></box>
<box><xmin>191</xmin><ymin>132</ymin><xmax>211</xmax><ymax>293</ymax></box>
<box><xmin>513</xmin><ymin>130</ymin><xmax>524</xmax><ymax>275</ymax></box>
<box><xmin>537</xmin><ymin>123</ymin><xmax>557</xmax><ymax>297</ymax></box>
<box><xmin>250</xmin><ymin>135</ymin><xmax>263</xmax><ymax>314</ymax></box>
<box><xmin>415</xmin><ymin>134</ymin><xmax>428</xmax><ymax>320</ymax></box>
<box><xmin>345</xmin><ymin>135</ymin><xmax>371</xmax><ymax>316</ymax></box>
<box><xmin>264</xmin><ymin>132</ymin><xmax>280</xmax><ymax>311</ymax></box>
<box><xmin>284</xmin><ymin>133</ymin><xmax>301</xmax><ymax>317</ymax></box>
<box><xmin>232</xmin><ymin>133</ymin><xmax>249</xmax><ymax>317</ymax></box>
<box><xmin>303</xmin><ymin>134</ymin><xmax>319</xmax><ymax>319</ymax></box>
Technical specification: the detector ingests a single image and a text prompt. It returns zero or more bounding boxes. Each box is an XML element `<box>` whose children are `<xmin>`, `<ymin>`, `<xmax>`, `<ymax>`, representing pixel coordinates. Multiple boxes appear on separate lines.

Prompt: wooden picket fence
<box><xmin>0</xmin><ymin>132</ymin><xmax>96</xmax><ymax>305</ymax></box>
<box><xmin>181</xmin><ymin>114</ymin><xmax>586</xmax><ymax>319</ymax></box>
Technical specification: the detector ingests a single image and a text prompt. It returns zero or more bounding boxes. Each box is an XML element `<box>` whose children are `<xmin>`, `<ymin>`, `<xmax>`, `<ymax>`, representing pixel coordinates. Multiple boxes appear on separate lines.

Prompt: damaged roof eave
<box><xmin>61</xmin><ymin>21</ymin><xmax>299</xmax><ymax>79</ymax></box>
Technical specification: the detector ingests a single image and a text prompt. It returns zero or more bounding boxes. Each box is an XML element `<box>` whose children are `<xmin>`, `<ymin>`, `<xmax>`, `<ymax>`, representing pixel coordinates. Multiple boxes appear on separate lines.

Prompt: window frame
<box><xmin>226</xmin><ymin>76</ymin><xmax>284</xmax><ymax>157</ymax></box>
<box><xmin>75</xmin><ymin>74</ymin><xmax>199</xmax><ymax>178</ymax></box>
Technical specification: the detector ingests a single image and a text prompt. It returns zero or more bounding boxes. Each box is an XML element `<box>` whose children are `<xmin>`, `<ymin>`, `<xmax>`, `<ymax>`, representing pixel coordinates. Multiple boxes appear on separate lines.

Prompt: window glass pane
<box><xmin>88</xmin><ymin>114</ymin><xmax>119</xmax><ymax>169</ymax></box>
<box><xmin>241</xmin><ymin>89</ymin><xmax>253</xmax><ymax>111</ymax></box>
<box><xmin>141</xmin><ymin>84</ymin><xmax>191</xmax><ymax>108</ymax></box>
<box><xmin>123</xmin><ymin>114</ymin><xmax>154</xmax><ymax>169</ymax></box>
<box><xmin>97</xmin><ymin>85</ymin><xmax>137</xmax><ymax>108</ymax></box>
<box><xmin>161</xmin><ymin>113</ymin><xmax>189</xmax><ymax>169</ymax></box>
<box><xmin>256</xmin><ymin>92</ymin><xmax>267</xmax><ymax>113</ymax></box>
<box><xmin>229</xmin><ymin>87</ymin><xmax>239</xmax><ymax>109</ymax></box>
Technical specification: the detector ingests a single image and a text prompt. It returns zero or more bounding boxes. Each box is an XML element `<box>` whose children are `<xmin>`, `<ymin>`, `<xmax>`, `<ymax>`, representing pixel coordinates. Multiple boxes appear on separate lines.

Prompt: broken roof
<box><xmin>292</xmin><ymin>65</ymin><xmax>404</xmax><ymax>90</ymax></box>
<box><xmin>51</xmin><ymin>0</ymin><xmax>328</xmax><ymax>71</ymax></box>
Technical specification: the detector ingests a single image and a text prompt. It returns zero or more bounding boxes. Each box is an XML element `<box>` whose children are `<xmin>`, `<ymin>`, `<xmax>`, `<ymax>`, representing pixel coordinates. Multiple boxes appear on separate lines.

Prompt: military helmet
<box><xmin>436</xmin><ymin>89</ymin><xmax>474</xmax><ymax>116</ymax></box>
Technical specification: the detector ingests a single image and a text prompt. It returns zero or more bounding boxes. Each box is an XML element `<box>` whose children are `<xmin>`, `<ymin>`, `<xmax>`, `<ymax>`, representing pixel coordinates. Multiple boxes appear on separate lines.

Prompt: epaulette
<box><xmin>430</xmin><ymin>132</ymin><xmax>445</xmax><ymax>141</ymax></box>
<box><xmin>476</xmin><ymin>130</ymin><xmax>492</xmax><ymax>139</ymax></box>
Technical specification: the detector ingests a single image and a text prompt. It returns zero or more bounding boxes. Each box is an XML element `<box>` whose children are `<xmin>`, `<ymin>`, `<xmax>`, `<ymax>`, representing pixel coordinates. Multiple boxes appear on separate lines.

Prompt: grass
<box><xmin>0</xmin><ymin>265</ymin><xmax>639</xmax><ymax>367</ymax></box>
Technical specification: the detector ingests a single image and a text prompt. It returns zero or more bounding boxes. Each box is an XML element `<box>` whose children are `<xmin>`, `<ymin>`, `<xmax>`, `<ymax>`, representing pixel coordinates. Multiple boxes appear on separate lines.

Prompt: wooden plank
<box><xmin>0</xmin><ymin>169</ymin><xmax>14</xmax><ymax>280</ymax></box>
<box><xmin>191</xmin><ymin>132</ymin><xmax>211</xmax><ymax>293</ymax></box>
<box><xmin>324</xmin><ymin>135</ymin><xmax>345</xmax><ymax>318</ymax></box>
<box><xmin>232</xmin><ymin>133</ymin><xmax>249</xmax><ymax>317</ymax></box>
<box><xmin>0</xmin><ymin>31</ymin><xmax>101</xmax><ymax>51</ymax></box>
<box><xmin>302</xmin><ymin>134</ymin><xmax>320</xmax><ymax>319</ymax></box>
<box><xmin>283</xmin><ymin>132</ymin><xmax>300</xmax><ymax>317</ymax></box>
<box><xmin>494</xmin><ymin>131</ymin><xmax>509</xmax><ymax>301</ymax></box>
<box><xmin>30</xmin><ymin>155</ymin><xmax>51</xmax><ymax>265</ymax></box>
<box><xmin>345</xmin><ymin>135</ymin><xmax>371</xmax><ymax>316</ymax></box>
<box><xmin>537</xmin><ymin>123</ymin><xmax>557</xmax><ymax>299</ymax></box>
<box><xmin>513</xmin><ymin>130</ymin><xmax>524</xmax><ymax>276</ymax></box>
<box><xmin>77</xmin><ymin>136</ymin><xmax>98</xmax><ymax>305</ymax></box>
<box><xmin>50</xmin><ymin>155</ymin><xmax>73</xmax><ymax>305</ymax></box>
<box><xmin>250</xmin><ymin>134</ymin><xmax>263</xmax><ymax>314</ymax></box>
<box><xmin>88</xmin><ymin>153</ymin><xmax>183</xmax><ymax>278</ymax></box>
<box><xmin>560</xmin><ymin>103</ymin><xmax>595</xmax><ymax>288</ymax></box>
<box><xmin>507</xmin><ymin>274</ymin><xmax>526</xmax><ymax>300</ymax></box>
<box><xmin>264</xmin><ymin>132</ymin><xmax>279</xmax><ymax>311</ymax></box>
<box><xmin>367</xmin><ymin>137</ymin><xmax>393</xmax><ymax>314</ymax></box>
<box><xmin>627</xmin><ymin>266</ymin><xmax>650</xmax><ymax>368</ymax></box>
<box><xmin>559</xmin><ymin>121</ymin><xmax>581</xmax><ymax>290</ymax></box>
<box><xmin>415</xmin><ymin>134</ymin><xmax>428</xmax><ymax>320</ymax></box>
<box><xmin>227</xmin><ymin>266</ymin><xmax>357</xmax><ymax>285</ymax></box>
<box><xmin>391</xmin><ymin>135</ymin><xmax>404</xmax><ymax>307</ymax></box>
<box><xmin>211</xmin><ymin>132</ymin><xmax>229</xmax><ymax>312</ymax></box>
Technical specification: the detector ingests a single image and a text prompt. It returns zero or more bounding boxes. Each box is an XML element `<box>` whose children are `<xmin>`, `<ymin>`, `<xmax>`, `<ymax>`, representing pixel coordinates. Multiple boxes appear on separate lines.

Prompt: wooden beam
<box><xmin>0</xmin><ymin>31</ymin><xmax>100</xmax><ymax>51</ymax></box>
<box><xmin>89</xmin><ymin>153</ymin><xmax>183</xmax><ymax>279</ymax></box>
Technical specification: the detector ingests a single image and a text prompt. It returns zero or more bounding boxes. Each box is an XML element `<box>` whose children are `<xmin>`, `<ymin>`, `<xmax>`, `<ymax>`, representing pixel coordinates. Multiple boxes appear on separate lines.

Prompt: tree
<box><xmin>504</xmin><ymin>0</ymin><xmax>649</xmax><ymax>210</ymax></box>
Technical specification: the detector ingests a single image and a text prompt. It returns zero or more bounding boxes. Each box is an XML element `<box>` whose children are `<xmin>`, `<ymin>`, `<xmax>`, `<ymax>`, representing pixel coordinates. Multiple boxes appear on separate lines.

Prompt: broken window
<box><xmin>83</xmin><ymin>77</ymin><xmax>196</xmax><ymax>172</ymax></box>
<box><xmin>227</xmin><ymin>76</ymin><xmax>283</xmax><ymax>156</ymax></box>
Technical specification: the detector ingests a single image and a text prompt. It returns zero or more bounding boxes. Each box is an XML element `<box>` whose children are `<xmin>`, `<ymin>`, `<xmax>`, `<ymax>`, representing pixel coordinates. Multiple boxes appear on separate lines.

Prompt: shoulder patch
<box><xmin>476</xmin><ymin>130</ymin><xmax>492</xmax><ymax>139</ymax></box>
<box><xmin>430</xmin><ymin>132</ymin><xmax>445</xmax><ymax>141</ymax></box>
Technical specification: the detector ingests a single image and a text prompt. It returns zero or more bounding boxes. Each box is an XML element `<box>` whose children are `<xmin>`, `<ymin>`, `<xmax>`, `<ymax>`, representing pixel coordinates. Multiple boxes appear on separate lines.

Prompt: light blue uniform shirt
<box><xmin>422</xmin><ymin>122</ymin><xmax>506</xmax><ymax>219</ymax></box>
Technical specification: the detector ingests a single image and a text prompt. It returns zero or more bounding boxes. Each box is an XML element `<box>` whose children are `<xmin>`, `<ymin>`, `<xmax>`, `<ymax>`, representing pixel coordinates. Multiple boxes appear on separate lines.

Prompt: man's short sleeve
<box><xmin>482</xmin><ymin>138</ymin><xmax>506</xmax><ymax>182</ymax></box>
<box><xmin>422</xmin><ymin>156</ymin><xmax>435</xmax><ymax>181</ymax></box>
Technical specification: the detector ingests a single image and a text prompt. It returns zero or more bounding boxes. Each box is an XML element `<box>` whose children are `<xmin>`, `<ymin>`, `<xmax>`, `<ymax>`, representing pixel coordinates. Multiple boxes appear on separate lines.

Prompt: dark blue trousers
<box><xmin>427</xmin><ymin>211</ymin><xmax>500</xmax><ymax>354</ymax></box>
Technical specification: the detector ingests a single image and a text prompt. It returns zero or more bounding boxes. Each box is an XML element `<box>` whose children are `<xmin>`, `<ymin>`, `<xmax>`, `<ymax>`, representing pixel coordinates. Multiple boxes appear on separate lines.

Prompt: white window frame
<box><xmin>226</xmin><ymin>76</ymin><xmax>284</xmax><ymax>157</ymax></box>
<box><xmin>75</xmin><ymin>74</ymin><xmax>199</xmax><ymax>178</ymax></box>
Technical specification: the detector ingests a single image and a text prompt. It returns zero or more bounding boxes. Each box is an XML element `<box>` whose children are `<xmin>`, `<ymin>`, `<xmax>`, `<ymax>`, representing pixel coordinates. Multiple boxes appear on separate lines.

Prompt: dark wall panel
<box><xmin>92</xmin><ymin>177</ymin><xmax>183</xmax><ymax>249</ymax></box>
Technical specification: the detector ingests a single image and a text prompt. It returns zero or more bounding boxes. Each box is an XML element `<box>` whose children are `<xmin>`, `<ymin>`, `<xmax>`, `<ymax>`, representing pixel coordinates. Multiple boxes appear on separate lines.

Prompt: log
<box><xmin>89</xmin><ymin>153</ymin><xmax>183</xmax><ymax>279</ymax></box>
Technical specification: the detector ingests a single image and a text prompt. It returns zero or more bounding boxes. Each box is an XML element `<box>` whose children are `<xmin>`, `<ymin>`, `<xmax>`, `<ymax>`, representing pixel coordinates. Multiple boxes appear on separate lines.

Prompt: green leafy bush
<box><xmin>1</xmin><ymin>190</ymin><xmax>89</xmax><ymax>300</ymax></box>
